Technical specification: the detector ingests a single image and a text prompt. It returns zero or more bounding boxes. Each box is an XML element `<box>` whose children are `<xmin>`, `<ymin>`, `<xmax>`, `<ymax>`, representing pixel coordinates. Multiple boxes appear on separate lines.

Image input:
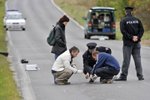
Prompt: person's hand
<box><xmin>133</xmin><ymin>36</ymin><xmax>138</xmax><ymax>42</ymax></box>
<box><xmin>85</xmin><ymin>73</ymin><xmax>90</xmax><ymax>79</ymax></box>
<box><xmin>89</xmin><ymin>74</ymin><xmax>94</xmax><ymax>79</ymax></box>
<box><xmin>89</xmin><ymin>74</ymin><xmax>97</xmax><ymax>82</ymax></box>
<box><xmin>77</xmin><ymin>70</ymin><xmax>83</xmax><ymax>74</ymax></box>
<box><xmin>90</xmin><ymin>74</ymin><xmax>97</xmax><ymax>79</ymax></box>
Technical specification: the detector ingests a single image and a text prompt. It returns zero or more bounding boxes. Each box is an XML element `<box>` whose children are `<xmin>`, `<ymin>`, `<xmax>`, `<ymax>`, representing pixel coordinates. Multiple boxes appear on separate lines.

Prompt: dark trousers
<box><xmin>120</xmin><ymin>42</ymin><xmax>143</xmax><ymax>79</ymax></box>
<box><xmin>95</xmin><ymin>66</ymin><xmax>119</xmax><ymax>79</ymax></box>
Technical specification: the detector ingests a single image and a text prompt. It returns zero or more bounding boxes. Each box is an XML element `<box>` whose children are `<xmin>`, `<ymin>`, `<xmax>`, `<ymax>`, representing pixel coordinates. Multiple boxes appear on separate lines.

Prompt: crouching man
<box><xmin>82</xmin><ymin>42</ymin><xmax>97</xmax><ymax>80</ymax></box>
<box><xmin>90</xmin><ymin>50</ymin><xmax>120</xmax><ymax>84</ymax></box>
<box><xmin>51</xmin><ymin>46</ymin><xmax>83</xmax><ymax>85</ymax></box>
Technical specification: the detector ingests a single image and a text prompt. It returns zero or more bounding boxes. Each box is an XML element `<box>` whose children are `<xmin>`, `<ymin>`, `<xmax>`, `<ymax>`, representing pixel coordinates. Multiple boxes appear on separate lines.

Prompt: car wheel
<box><xmin>109</xmin><ymin>34</ymin><xmax>116</xmax><ymax>40</ymax></box>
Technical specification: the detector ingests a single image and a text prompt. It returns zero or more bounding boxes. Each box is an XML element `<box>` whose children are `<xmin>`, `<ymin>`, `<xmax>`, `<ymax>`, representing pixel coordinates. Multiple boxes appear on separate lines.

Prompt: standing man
<box><xmin>51</xmin><ymin>15</ymin><xmax>70</xmax><ymax>59</ymax></box>
<box><xmin>51</xmin><ymin>46</ymin><xmax>83</xmax><ymax>85</ymax></box>
<box><xmin>115</xmin><ymin>6</ymin><xmax>144</xmax><ymax>81</ymax></box>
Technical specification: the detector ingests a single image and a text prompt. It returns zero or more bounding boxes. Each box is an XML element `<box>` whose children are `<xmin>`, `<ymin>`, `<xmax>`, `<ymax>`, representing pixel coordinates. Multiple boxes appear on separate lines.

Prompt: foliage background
<box><xmin>55</xmin><ymin>0</ymin><xmax>150</xmax><ymax>43</ymax></box>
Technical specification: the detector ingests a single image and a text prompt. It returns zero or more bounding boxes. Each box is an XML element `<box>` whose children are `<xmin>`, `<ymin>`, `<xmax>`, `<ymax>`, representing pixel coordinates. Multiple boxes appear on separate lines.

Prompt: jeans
<box><xmin>95</xmin><ymin>66</ymin><xmax>119</xmax><ymax>79</ymax></box>
<box><xmin>120</xmin><ymin>42</ymin><xmax>143</xmax><ymax>79</ymax></box>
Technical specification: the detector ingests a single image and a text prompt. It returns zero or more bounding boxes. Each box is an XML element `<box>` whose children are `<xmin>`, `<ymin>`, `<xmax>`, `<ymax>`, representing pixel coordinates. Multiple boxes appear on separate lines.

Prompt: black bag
<box><xmin>47</xmin><ymin>26</ymin><xmax>56</xmax><ymax>46</ymax></box>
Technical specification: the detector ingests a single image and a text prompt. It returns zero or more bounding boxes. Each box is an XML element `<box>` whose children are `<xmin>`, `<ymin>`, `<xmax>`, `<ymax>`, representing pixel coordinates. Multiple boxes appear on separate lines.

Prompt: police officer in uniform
<box><xmin>83</xmin><ymin>42</ymin><xmax>112</xmax><ymax>82</ymax></box>
<box><xmin>82</xmin><ymin>42</ymin><xmax>97</xmax><ymax>80</ymax></box>
<box><xmin>115</xmin><ymin>6</ymin><xmax>144</xmax><ymax>81</ymax></box>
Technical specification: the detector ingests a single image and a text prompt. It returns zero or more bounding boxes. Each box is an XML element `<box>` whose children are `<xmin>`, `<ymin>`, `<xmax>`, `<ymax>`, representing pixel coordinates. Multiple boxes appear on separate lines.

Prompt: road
<box><xmin>6</xmin><ymin>0</ymin><xmax>150</xmax><ymax>100</ymax></box>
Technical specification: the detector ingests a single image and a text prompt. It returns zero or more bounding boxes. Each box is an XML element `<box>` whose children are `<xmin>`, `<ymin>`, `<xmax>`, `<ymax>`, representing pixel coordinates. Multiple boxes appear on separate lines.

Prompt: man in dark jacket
<box><xmin>115</xmin><ymin>6</ymin><xmax>144</xmax><ymax>81</ymax></box>
<box><xmin>82</xmin><ymin>42</ymin><xmax>97</xmax><ymax>79</ymax></box>
<box><xmin>51</xmin><ymin>15</ymin><xmax>70</xmax><ymax>59</ymax></box>
<box><xmin>90</xmin><ymin>51</ymin><xmax>120</xmax><ymax>84</ymax></box>
<box><xmin>82</xmin><ymin>42</ymin><xmax>112</xmax><ymax>82</ymax></box>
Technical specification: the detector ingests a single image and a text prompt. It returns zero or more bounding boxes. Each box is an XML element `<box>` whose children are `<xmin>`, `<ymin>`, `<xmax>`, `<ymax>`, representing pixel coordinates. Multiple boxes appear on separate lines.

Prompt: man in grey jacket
<box><xmin>51</xmin><ymin>46</ymin><xmax>83</xmax><ymax>85</ymax></box>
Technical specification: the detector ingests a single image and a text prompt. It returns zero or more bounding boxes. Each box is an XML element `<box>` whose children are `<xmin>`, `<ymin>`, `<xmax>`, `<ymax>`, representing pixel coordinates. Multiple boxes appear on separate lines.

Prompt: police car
<box><xmin>3</xmin><ymin>10</ymin><xmax>26</xmax><ymax>31</ymax></box>
<box><xmin>83</xmin><ymin>7</ymin><xmax>116</xmax><ymax>39</ymax></box>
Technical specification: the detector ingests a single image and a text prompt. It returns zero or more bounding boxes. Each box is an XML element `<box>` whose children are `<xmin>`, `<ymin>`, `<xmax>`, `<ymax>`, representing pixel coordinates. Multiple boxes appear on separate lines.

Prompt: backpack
<box><xmin>47</xmin><ymin>26</ymin><xmax>56</xmax><ymax>46</ymax></box>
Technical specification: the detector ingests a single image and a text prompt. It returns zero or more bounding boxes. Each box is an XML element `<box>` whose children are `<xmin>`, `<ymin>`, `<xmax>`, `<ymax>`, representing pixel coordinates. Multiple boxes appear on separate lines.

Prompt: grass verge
<box><xmin>0</xmin><ymin>0</ymin><xmax>21</xmax><ymax>100</ymax></box>
<box><xmin>54</xmin><ymin>0</ymin><xmax>150</xmax><ymax>46</ymax></box>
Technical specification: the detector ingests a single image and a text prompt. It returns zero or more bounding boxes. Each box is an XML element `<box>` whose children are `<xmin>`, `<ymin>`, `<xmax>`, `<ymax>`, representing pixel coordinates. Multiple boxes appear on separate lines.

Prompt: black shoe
<box><xmin>21</xmin><ymin>59</ymin><xmax>29</xmax><ymax>64</ymax></box>
<box><xmin>100</xmin><ymin>79</ymin><xmax>113</xmax><ymax>84</ymax></box>
<box><xmin>138</xmin><ymin>77</ymin><xmax>144</xmax><ymax>81</ymax></box>
<box><xmin>100</xmin><ymin>79</ymin><xmax>107</xmax><ymax>84</ymax></box>
<box><xmin>114</xmin><ymin>77</ymin><xmax>127</xmax><ymax>81</ymax></box>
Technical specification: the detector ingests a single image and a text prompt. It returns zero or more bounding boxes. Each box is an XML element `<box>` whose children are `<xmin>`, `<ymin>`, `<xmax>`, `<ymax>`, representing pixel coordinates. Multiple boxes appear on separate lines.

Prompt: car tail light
<box><xmin>88</xmin><ymin>21</ymin><xmax>92</xmax><ymax>27</ymax></box>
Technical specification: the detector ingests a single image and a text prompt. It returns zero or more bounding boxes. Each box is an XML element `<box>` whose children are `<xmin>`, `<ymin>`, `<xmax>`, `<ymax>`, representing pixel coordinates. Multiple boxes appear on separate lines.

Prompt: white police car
<box><xmin>3</xmin><ymin>10</ymin><xmax>26</xmax><ymax>31</ymax></box>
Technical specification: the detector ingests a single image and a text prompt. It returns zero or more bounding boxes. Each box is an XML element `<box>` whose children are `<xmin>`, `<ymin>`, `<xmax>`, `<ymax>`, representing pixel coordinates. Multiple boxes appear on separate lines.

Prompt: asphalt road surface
<box><xmin>6</xmin><ymin>0</ymin><xmax>150</xmax><ymax>100</ymax></box>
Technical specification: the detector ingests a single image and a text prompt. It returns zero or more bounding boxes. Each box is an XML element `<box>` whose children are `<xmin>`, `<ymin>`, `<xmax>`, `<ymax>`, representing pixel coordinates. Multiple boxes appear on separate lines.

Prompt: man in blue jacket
<box><xmin>90</xmin><ymin>50</ymin><xmax>120</xmax><ymax>83</ymax></box>
<box><xmin>82</xmin><ymin>42</ymin><xmax>112</xmax><ymax>83</ymax></box>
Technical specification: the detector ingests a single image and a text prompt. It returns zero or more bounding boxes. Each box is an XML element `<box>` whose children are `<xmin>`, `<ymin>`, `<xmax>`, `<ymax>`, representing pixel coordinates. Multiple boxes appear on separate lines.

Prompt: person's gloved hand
<box><xmin>90</xmin><ymin>74</ymin><xmax>97</xmax><ymax>81</ymax></box>
<box><xmin>89</xmin><ymin>74</ymin><xmax>93</xmax><ymax>79</ymax></box>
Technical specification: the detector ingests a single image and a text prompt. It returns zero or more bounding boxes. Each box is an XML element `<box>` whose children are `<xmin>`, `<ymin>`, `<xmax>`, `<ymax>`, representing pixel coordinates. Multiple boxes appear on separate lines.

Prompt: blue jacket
<box><xmin>92</xmin><ymin>53</ymin><xmax>120</xmax><ymax>74</ymax></box>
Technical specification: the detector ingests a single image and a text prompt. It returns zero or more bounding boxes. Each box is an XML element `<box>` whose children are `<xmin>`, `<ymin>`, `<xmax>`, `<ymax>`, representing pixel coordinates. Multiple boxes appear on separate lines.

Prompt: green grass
<box><xmin>142</xmin><ymin>31</ymin><xmax>150</xmax><ymax>40</ymax></box>
<box><xmin>0</xmin><ymin>0</ymin><xmax>21</xmax><ymax>100</ymax></box>
<box><xmin>54</xmin><ymin>0</ymin><xmax>150</xmax><ymax>42</ymax></box>
<box><xmin>55</xmin><ymin>0</ymin><xmax>86</xmax><ymax>25</ymax></box>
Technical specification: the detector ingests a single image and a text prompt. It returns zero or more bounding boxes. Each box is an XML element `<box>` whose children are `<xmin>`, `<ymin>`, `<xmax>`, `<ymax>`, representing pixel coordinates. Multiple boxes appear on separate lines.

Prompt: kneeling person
<box><xmin>91</xmin><ymin>51</ymin><xmax>120</xmax><ymax>84</ymax></box>
<box><xmin>51</xmin><ymin>46</ymin><xmax>83</xmax><ymax>85</ymax></box>
<box><xmin>82</xmin><ymin>42</ymin><xmax>97</xmax><ymax>79</ymax></box>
